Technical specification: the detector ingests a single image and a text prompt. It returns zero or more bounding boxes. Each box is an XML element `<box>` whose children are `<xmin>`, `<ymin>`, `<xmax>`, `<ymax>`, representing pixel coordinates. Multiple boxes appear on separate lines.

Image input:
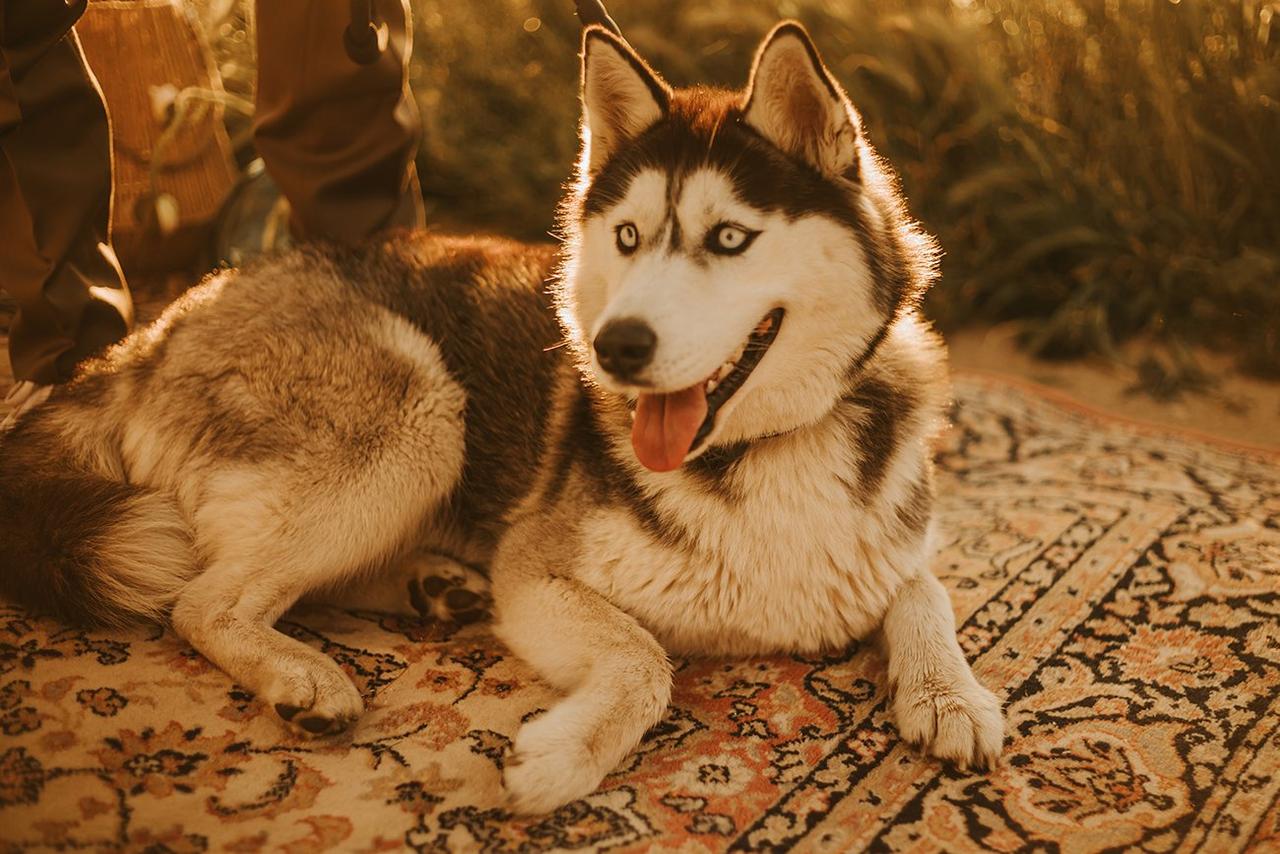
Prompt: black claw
<box><xmin>275</xmin><ymin>703</ymin><xmax>303</xmax><ymax>721</ymax></box>
<box><xmin>421</xmin><ymin>575</ymin><xmax>451</xmax><ymax>597</ymax></box>
<box><xmin>575</xmin><ymin>0</ymin><xmax>622</xmax><ymax>36</ymax></box>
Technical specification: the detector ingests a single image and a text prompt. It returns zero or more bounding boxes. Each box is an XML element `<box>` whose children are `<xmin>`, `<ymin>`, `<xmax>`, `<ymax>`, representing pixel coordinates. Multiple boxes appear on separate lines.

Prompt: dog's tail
<box><xmin>0</xmin><ymin>407</ymin><xmax>195</xmax><ymax>627</ymax></box>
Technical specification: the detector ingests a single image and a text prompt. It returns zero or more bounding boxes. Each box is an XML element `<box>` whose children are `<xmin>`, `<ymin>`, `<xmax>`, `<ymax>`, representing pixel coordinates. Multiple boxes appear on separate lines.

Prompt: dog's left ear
<box><xmin>743</xmin><ymin>22</ymin><xmax>860</xmax><ymax>180</ymax></box>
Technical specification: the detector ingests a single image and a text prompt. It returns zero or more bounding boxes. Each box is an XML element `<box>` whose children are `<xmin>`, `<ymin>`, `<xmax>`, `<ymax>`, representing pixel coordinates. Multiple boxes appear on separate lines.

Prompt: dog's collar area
<box><xmin>689</xmin><ymin>307</ymin><xmax>785</xmax><ymax>453</ymax></box>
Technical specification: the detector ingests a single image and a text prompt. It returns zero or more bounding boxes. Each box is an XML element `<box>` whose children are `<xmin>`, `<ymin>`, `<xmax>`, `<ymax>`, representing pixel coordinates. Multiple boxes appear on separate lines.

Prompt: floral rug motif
<box><xmin>2</xmin><ymin>374</ymin><xmax>1278</xmax><ymax>853</ymax></box>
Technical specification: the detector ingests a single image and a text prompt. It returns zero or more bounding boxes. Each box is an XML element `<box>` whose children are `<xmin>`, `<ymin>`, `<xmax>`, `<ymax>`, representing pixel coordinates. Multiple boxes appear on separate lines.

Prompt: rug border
<box><xmin>952</xmin><ymin>369</ymin><xmax>1280</xmax><ymax>463</ymax></box>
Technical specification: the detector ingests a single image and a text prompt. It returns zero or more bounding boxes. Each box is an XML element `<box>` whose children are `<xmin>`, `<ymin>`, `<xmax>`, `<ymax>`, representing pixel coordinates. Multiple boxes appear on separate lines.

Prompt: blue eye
<box><xmin>615</xmin><ymin>223</ymin><xmax>639</xmax><ymax>254</ymax></box>
<box><xmin>707</xmin><ymin>223</ymin><xmax>759</xmax><ymax>255</ymax></box>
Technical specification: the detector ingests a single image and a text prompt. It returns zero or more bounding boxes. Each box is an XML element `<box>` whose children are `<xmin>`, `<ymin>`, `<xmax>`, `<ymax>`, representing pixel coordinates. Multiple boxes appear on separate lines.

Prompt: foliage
<box><xmin>407</xmin><ymin>0</ymin><xmax>1279</xmax><ymax>377</ymax></box>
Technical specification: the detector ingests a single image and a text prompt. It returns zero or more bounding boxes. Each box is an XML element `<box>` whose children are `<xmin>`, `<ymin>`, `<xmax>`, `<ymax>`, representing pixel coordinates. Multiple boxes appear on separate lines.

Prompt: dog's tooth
<box><xmin>705</xmin><ymin>377</ymin><xmax>718</xmax><ymax>394</ymax></box>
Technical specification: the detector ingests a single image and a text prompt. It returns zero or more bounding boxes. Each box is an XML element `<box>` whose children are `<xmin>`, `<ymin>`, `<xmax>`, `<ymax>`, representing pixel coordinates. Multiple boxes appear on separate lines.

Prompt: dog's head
<box><xmin>555</xmin><ymin>22</ymin><xmax>938</xmax><ymax>472</ymax></box>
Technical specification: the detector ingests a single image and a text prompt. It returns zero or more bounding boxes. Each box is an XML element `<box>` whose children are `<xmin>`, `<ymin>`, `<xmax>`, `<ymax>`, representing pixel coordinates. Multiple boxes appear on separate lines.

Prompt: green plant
<box><xmin>263</xmin><ymin>1</ymin><xmax>1280</xmax><ymax>378</ymax></box>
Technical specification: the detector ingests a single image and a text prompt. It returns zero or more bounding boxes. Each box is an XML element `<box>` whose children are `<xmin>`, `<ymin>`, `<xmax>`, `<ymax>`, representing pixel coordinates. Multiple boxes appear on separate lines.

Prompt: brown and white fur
<box><xmin>0</xmin><ymin>23</ymin><xmax>1003</xmax><ymax>813</ymax></box>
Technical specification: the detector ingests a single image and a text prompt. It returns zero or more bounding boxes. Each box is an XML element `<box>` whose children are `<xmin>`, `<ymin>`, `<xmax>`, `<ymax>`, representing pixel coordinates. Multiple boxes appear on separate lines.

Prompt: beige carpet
<box><xmin>2</xmin><ymin>374</ymin><xmax>1279</xmax><ymax>853</ymax></box>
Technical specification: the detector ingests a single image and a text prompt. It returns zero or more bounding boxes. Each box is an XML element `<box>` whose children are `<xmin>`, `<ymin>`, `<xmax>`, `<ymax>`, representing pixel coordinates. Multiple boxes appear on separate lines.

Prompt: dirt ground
<box><xmin>945</xmin><ymin>325</ymin><xmax>1279</xmax><ymax>452</ymax></box>
<box><xmin>3</xmin><ymin>282</ymin><xmax>1277</xmax><ymax>452</ymax></box>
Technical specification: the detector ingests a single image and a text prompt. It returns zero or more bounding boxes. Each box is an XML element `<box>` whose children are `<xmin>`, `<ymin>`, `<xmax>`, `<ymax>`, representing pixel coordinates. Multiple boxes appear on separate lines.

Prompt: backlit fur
<box><xmin>0</xmin><ymin>22</ymin><xmax>1003</xmax><ymax>813</ymax></box>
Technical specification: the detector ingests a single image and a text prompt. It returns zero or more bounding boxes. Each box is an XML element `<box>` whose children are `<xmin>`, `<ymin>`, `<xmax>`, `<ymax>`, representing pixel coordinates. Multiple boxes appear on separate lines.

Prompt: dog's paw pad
<box><xmin>445</xmin><ymin>588</ymin><xmax>483</xmax><ymax>611</ymax></box>
<box><xmin>894</xmin><ymin>679</ymin><xmax>1004</xmax><ymax>771</ymax></box>
<box><xmin>408</xmin><ymin>570</ymin><xmax>492</xmax><ymax>624</ymax></box>
<box><xmin>296</xmin><ymin>713</ymin><xmax>353</xmax><ymax>736</ymax></box>
<box><xmin>274</xmin><ymin>703</ymin><xmax>303</xmax><ymax>721</ymax></box>
<box><xmin>272</xmin><ymin>700</ymin><xmax>359</xmax><ymax>738</ymax></box>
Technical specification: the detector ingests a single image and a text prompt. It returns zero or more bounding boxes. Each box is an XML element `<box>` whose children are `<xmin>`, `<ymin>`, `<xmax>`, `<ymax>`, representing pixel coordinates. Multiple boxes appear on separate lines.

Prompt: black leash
<box><xmin>344</xmin><ymin>0</ymin><xmax>384</xmax><ymax>64</ymax></box>
<box><xmin>344</xmin><ymin>1</ymin><xmax>623</xmax><ymax>65</ymax></box>
<box><xmin>574</xmin><ymin>0</ymin><xmax>623</xmax><ymax>36</ymax></box>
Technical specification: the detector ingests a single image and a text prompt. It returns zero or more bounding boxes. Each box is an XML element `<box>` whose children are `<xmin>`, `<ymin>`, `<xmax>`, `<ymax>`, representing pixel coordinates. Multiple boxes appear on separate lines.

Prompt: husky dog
<box><xmin>0</xmin><ymin>23</ymin><xmax>1003</xmax><ymax>812</ymax></box>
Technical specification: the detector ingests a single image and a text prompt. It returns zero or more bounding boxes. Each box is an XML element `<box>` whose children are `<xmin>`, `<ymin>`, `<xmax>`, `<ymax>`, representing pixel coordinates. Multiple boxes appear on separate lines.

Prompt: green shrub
<box><xmin>409</xmin><ymin>0</ymin><xmax>1279</xmax><ymax>378</ymax></box>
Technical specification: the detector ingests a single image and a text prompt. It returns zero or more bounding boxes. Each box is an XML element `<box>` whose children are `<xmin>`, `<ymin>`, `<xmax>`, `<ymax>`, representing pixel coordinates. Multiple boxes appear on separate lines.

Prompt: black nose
<box><xmin>593</xmin><ymin>318</ymin><xmax>657</xmax><ymax>379</ymax></box>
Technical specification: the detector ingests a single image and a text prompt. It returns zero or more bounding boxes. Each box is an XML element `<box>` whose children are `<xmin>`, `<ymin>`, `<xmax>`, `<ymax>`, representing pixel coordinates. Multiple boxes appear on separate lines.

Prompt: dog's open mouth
<box><xmin>631</xmin><ymin>308</ymin><xmax>784</xmax><ymax>472</ymax></box>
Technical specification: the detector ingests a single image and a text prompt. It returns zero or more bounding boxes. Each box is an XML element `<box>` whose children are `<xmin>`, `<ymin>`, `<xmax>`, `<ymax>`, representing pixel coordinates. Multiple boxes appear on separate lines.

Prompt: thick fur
<box><xmin>0</xmin><ymin>22</ymin><xmax>1003</xmax><ymax>811</ymax></box>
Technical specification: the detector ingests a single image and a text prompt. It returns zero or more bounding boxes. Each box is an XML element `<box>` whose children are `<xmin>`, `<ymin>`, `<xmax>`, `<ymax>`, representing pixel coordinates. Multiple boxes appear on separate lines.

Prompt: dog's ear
<box><xmin>743</xmin><ymin>22</ymin><xmax>860</xmax><ymax>180</ymax></box>
<box><xmin>581</xmin><ymin>27</ymin><xmax>669</xmax><ymax>173</ymax></box>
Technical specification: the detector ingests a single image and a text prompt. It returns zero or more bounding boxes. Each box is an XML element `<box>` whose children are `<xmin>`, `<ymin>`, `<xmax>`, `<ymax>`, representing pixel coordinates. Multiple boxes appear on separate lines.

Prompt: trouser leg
<box><xmin>253</xmin><ymin>0</ymin><xmax>424</xmax><ymax>244</ymax></box>
<box><xmin>0</xmin><ymin>0</ymin><xmax>132</xmax><ymax>385</ymax></box>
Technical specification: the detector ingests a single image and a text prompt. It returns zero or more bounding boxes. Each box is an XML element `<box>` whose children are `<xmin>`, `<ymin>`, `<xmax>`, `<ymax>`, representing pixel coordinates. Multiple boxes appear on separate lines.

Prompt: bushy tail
<box><xmin>0</xmin><ymin>414</ymin><xmax>195</xmax><ymax>627</ymax></box>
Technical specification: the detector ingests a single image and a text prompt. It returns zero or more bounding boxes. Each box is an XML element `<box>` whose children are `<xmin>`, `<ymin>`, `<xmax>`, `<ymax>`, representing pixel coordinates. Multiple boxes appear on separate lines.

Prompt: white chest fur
<box><xmin>573</xmin><ymin>419</ymin><xmax>932</xmax><ymax>657</ymax></box>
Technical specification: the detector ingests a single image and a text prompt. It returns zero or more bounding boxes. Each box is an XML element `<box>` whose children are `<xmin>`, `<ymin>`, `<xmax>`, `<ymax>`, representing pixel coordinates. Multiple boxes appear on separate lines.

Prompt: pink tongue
<box><xmin>632</xmin><ymin>386</ymin><xmax>709</xmax><ymax>472</ymax></box>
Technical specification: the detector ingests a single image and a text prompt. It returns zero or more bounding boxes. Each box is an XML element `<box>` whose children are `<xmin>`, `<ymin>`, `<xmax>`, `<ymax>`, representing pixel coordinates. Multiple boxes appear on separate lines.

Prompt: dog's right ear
<box><xmin>581</xmin><ymin>27</ymin><xmax>669</xmax><ymax>173</ymax></box>
<box><xmin>743</xmin><ymin>22</ymin><xmax>860</xmax><ymax>181</ymax></box>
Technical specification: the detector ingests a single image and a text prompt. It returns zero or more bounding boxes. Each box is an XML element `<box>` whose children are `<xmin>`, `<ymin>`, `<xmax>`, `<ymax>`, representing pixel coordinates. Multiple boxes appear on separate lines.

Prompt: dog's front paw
<box><xmin>502</xmin><ymin>708</ymin><xmax>609</xmax><ymax>815</ymax></box>
<box><xmin>893</xmin><ymin>676</ymin><xmax>1004</xmax><ymax>770</ymax></box>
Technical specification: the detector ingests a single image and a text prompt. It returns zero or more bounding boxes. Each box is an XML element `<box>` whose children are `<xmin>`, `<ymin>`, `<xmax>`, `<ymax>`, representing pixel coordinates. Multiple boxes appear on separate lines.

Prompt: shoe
<box><xmin>208</xmin><ymin>158</ymin><xmax>293</xmax><ymax>268</ymax></box>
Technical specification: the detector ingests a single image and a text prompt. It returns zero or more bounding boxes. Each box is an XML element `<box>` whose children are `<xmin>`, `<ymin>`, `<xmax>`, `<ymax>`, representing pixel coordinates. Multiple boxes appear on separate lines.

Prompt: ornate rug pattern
<box><xmin>2</xmin><ymin>375</ymin><xmax>1279</xmax><ymax>853</ymax></box>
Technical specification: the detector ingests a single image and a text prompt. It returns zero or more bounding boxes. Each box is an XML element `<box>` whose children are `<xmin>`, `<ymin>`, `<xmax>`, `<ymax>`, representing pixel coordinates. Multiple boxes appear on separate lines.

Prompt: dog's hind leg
<box><xmin>172</xmin><ymin>553</ymin><xmax>366</xmax><ymax>737</ymax></box>
<box><xmin>882</xmin><ymin>570</ymin><xmax>1005</xmax><ymax>769</ymax></box>
<box><xmin>171</xmin><ymin>420</ymin><xmax>464</xmax><ymax>738</ymax></box>
<box><xmin>492</xmin><ymin>553</ymin><xmax>672</xmax><ymax>814</ymax></box>
<box><xmin>317</xmin><ymin>551</ymin><xmax>491</xmax><ymax>624</ymax></box>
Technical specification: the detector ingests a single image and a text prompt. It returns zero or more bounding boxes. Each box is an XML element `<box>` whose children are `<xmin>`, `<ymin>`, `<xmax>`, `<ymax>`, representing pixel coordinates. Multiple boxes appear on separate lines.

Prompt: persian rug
<box><xmin>2</xmin><ymin>374</ymin><xmax>1278</xmax><ymax>853</ymax></box>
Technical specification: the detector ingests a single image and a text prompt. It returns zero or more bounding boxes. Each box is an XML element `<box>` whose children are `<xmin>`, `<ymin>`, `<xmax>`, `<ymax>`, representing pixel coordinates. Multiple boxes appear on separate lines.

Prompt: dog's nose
<box><xmin>594</xmin><ymin>318</ymin><xmax>657</xmax><ymax>379</ymax></box>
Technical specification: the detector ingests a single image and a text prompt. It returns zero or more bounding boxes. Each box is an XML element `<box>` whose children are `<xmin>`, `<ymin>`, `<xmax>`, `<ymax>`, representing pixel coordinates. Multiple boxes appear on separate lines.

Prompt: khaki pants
<box><xmin>0</xmin><ymin>0</ymin><xmax>423</xmax><ymax>384</ymax></box>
